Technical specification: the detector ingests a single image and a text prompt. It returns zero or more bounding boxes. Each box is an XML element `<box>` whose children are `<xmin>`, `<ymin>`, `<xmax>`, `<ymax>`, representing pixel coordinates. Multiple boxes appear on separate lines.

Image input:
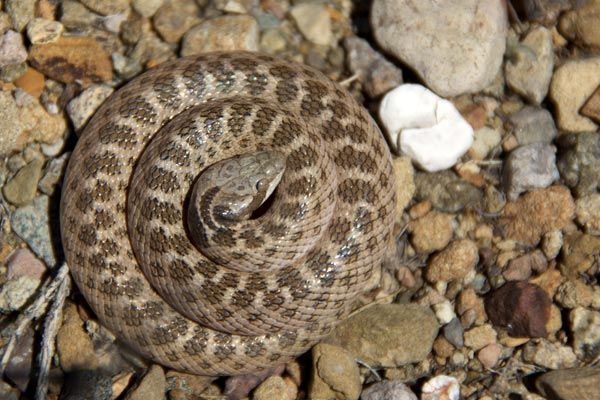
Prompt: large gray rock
<box><xmin>371</xmin><ymin>0</ymin><xmax>507</xmax><ymax>96</ymax></box>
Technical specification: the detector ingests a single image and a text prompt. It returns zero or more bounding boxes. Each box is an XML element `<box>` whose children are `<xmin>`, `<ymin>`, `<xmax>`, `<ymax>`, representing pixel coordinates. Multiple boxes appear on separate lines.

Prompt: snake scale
<box><xmin>60</xmin><ymin>51</ymin><xmax>396</xmax><ymax>376</ymax></box>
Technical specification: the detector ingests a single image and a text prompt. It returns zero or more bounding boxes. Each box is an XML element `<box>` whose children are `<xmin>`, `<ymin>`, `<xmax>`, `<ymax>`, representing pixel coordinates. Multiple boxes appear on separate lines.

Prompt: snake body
<box><xmin>60</xmin><ymin>52</ymin><xmax>396</xmax><ymax>375</ymax></box>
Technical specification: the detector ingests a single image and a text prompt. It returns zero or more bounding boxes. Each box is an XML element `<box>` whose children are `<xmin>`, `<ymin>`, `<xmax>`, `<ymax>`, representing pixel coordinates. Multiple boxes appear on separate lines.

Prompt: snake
<box><xmin>60</xmin><ymin>51</ymin><xmax>396</xmax><ymax>376</ymax></box>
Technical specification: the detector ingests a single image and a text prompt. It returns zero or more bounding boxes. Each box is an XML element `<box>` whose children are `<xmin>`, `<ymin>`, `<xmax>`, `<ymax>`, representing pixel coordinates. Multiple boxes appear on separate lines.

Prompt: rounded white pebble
<box><xmin>421</xmin><ymin>375</ymin><xmax>460</xmax><ymax>400</ymax></box>
<box><xmin>379</xmin><ymin>84</ymin><xmax>474</xmax><ymax>172</ymax></box>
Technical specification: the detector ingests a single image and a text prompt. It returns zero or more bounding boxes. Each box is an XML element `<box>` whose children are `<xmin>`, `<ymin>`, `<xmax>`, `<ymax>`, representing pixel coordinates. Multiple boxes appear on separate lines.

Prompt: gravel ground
<box><xmin>0</xmin><ymin>1</ymin><xmax>599</xmax><ymax>399</ymax></box>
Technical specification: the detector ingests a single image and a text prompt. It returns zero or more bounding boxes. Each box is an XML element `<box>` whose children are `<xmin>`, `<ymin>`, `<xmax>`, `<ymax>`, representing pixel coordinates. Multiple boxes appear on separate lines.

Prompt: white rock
<box><xmin>422</xmin><ymin>375</ymin><xmax>460</xmax><ymax>400</ymax></box>
<box><xmin>432</xmin><ymin>301</ymin><xmax>456</xmax><ymax>325</ymax></box>
<box><xmin>66</xmin><ymin>85</ymin><xmax>114</xmax><ymax>130</ymax></box>
<box><xmin>379</xmin><ymin>84</ymin><xmax>474</xmax><ymax>172</ymax></box>
<box><xmin>371</xmin><ymin>0</ymin><xmax>507</xmax><ymax>96</ymax></box>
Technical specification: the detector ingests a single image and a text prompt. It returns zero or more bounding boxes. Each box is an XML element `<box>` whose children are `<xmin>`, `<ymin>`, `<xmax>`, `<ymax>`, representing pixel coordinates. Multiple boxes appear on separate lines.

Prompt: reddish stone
<box><xmin>485</xmin><ymin>281</ymin><xmax>551</xmax><ymax>338</ymax></box>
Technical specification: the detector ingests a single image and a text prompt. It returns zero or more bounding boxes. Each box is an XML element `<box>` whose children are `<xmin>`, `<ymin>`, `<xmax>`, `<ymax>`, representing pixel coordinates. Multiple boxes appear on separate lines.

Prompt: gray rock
<box><xmin>0</xmin><ymin>91</ymin><xmax>20</xmax><ymax>154</ymax></box>
<box><xmin>536</xmin><ymin>365</ymin><xmax>600</xmax><ymax>400</ymax></box>
<box><xmin>361</xmin><ymin>380</ymin><xmax>417</xmax><ymax>400</ymax></box>
<box><xmin>5</xmin><ymin>0</ymin><xmax>35</xmax><ymax>31</ymax></box>
<box><xmin>443</xmin><ymin>318</ymin><xmax>464</xmax><ymax>349</ymax></box>
<box><xmin>569</xmin><ymin>307</ymin><xmax>600</xmax><ymax>361</ymax></box>
<box><xmin>557</xmin><ymin>132</ymin><xmax>600</xmax><ymax>197</ymax></box>
<box><xmin>503</xmin><ymin>143</ymin><xmax>559</xmax><ymax>201</ymax></box>
<box><xmin>323</xmin><ymin>304</ymin><xmax>439</xmax><ymax>368</ymax></box>
<box><xmin>0</xmin><ymin>275</ymin><xmax>42</xmax><ymax>312</ymax></box>
<box><xmin>2</xmin><ymin>157</ymin><xmax>44</xmax><ymax>206</ymax></box>
<box><xmin>10</xmin><ymin>195</ymin><xmax>60</xmax><ymax>266</ymax></box>
<box><xmin>0</xmin><ymin>30</ymin><xmax>27</xmax><ymax>68</ymax></box>
<box><xmin>60</xmin><ymin>0</ymin><xmax>100</xmax><ymax>32</ymax></box>
<box><xmin>181</xmin><ymin>15</ymin><xmax>259</xmax><ymax>56</ymax></box>
<box><xmin>343</xmin><ymin>36</ymin><xmax>403</xmax><ymax>98</ymax></box>
<box><xmin>66</xmin><ymin>84</ymin><xmax>114</xmax><ymax>130</ymax></box>
<box><xmin>508</xmin><ymin>106</ymin><xmax>557</xmax><ymax>146</ymax></box>
<box><xmin>38</xmin><ymin>152</ymin><xmax>69</xmax><ymax>196</ymax></box>
<box><xmin>505</xmin><ymin>26</ymin><xmax>553</xmax><ymax>104</ymax></box>
<box><xmin>289</xmin><ymin>2</ymin><xmax>333</xmax><ymax>46</ymax></box>
<box><xmin>26</xmin><ymin>18</ymin><xmax>64</xmax><ymax>44</ymax></box>
<box><xmin>4</xmin><ymin>324</ymin><xmax>34</xmax><ymax>392</ymax></box>
<box><xmin>415</xmin><ymin>170</ymin><xmax>482</xmax><ymax>213</ymax></box>
<box><xmin>371</xmin><ymin>0</ymin><xmax>507</xmax><ymax>96</ymax></box>
<box><xmin>0</xmin><ymin>60</ymin><xmax>26</xmax><ymax>81</ymax></box>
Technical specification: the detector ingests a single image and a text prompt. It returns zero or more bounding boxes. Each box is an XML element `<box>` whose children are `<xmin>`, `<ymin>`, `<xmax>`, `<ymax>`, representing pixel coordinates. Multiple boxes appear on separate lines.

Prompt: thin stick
<box><xmin>36</xmin><ymin>266</ymin><xmax>70</xmax><ymax>400</ymax></box>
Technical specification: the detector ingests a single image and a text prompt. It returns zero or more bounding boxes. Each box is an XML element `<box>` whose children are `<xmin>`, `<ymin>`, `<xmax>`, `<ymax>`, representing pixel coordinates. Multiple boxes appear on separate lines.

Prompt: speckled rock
<box><xmin>425</xmin><ymin>239</ymin><xmax>479</xmax><ymax>283</ymax></box>
<box><xmin>361</xmin><ymin>380</ymin><xmax>417</xmax><ymax>400</ymax></box>
<box><xmin>505</xmin><ymin>26</ymin><xmax>553</xmax><ymax>104</ymax></box>
<box><xmin>557</xmin><ymin>132</ymin><xmax>600</xmax><ymax>197</ymax></box>
<box><xmin>415</xmin><ymin>170</ymin><xmax>482</xmax><ymax>213</ymax></box>
<box><xmin>485</xmin><ymin>281</ymin><xmax>551</xmax><ymax>338</ymax></box>
<box><xmin>508</xmin><ymin>106</ymin><xmax>557</xmax><ymax>145</ymax></box>
<box><xmin>10</xmin><ymin>195</ymin><xmax>60</xmax><ymax>266</ymax></box>
<box><xmin>502</xmin><ymin>143</ymin><xmax>559</xmax><ymax>201</ymax></box>
<box><xmin>575</xmin><ymin>194</ymin><xmax>600</xmax><ymax>235</ymax></box>
<box><xmin>536</xmin><ymin>365</ymin><xmax>600</xmax><ymax>400</ymax></box>
<box><xmin>323</xmin><ymin>304</ymin><xmax>439</xmax><ymax>368</ymax></box>
<box><xmin>181</xmin><ymin>15</ymin><xmax>259</xmax><ymax>56</ymax></box>
<box><xmin>0</xmin><ymin>275</ymin><xmax>43</xmax><ymax>312</ymax></box>
<box><xmin>371</xmin><ymin>0</ymin><xmax>507</xmax><ymax>96</ymax></box>
<box><xmin>0</xmin><ymin>30</ymin><xmax>27</xmax><ymax>68</ymax></box>
<box><xmin>500</xmin><ymin>186</ymin><xmax>575</xmax><ymax>246</ymax></box>
<box><xmin>409</xmin><ymin>210</ymin><xmax>453</xmax><ymax>254</ymax></box>
<box><xmin>555</xmin><ymin>280</ymin><xmax>594</xmax><ymax>309</ymax></box>
<box><xmin>66</xmin><ymin>84</ymin><xmax>114</xmax><ymax>130</ymax></box>
<box><xmin>0</xmin><ymin>91</ymin><xmax>21</xmax><ymax>154</ymax></box>
<box><xmin>569</xmin><ymin>307</ymin><xmax>600</xmax><ymax>361</ymax></box>
<box><xmin>26</xmin><ymin>18</ymin><xmax>64</xmax><ymax>44</ymax></box>
<box><xmin>522</xmin><ymin>340</ymin><xmax>577</xmax><ymax>369</ymax></box>
<box><xmin>310</xmin><ymin>343</ymin><xmax>361</xmax><ymax>400</ymax></box>
<box><xmin>549</xmin><ymin>57</ymin><xmax>600</xmax><ymax>132</ymax></box>
<box><xmin>38</xmin><ymin>152</ymin><xmax>69</xmax><ymax>196</ymax></box>
<box><xmin>560</xmin><ymin>232</ymin><xmax>600</xmax><ymax>277</ymax></box>
<box><xmin>5</xmin><ymin>0</ymin><xmax>35</xmax><ymax>31</ymax></box>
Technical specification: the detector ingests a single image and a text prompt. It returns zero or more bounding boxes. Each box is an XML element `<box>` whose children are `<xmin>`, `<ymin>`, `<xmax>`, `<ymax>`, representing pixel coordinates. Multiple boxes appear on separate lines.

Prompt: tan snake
<box><xmin>60</xmin><ymin>51</ymin><xmax>396</xmax><ymax>376</ymax></box>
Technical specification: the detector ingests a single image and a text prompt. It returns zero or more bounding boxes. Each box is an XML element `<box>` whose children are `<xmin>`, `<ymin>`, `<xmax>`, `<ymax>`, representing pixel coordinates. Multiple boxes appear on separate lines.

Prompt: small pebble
<box><xmin>522</xmin><ymin>340</ymin><xmax>577</xmax><ymax>369</ymax></box>
<box><xmin>409</xmin><ymin>210</ymin><xmax>453</xmax><ymax>254</ymax></box>
<box><xmin>0</xmin><ymin>30</ymin><xmax>27</xmax><ymax>68</ymax></box>
<box><xmin>66</xmin><ymin>84</ymin><xmax>114</xmax><ymax>130</ymax></box>
<box><xmin>477</xmin><ymin>343</ymin><xmax>502</xmax><ymax>369</ymax></box>
<box><xmin>502</xmin><ymin>143</ymin><xmax>559</xmax><ymax>201</ymax></box>
<box><xmin>7</xmin><ymin>248</ymin><xmax>47</xmax><ymax>280</ymax></box>
<box><xmin>310</xmin><ymin>343</ymin><xmax>361</xmax><ymax>400</ymax></box>
<box><xmin>253</xmin><ymin>375</ymin><xmax>297</xmax><ymax>400</ymax></box>
<box><xmin>556</xmin><ymin>132</ymin><xmax>600</xmax><ymax>197</ymax></box>
<box><xmin>425</xmin><ymin>239</ymin><xmax>479</xmax><ymax>283</ymax></box>
<box><xmin>181</xmin><ymin>15</ymin><xmax>259</xmax><ymax>56</ymax></box>
<box><xmin>153</xmin><ymin>0</ymin><xmax>202</xmax><ymax>44</ymax></box>
<box><xmin>508</xmin><ymin>106</ymin><xmax>557</xmax><ymax>146</ymax></box>
<box><xmin>569</xmin><ymin>307</ymin><xmax>600</xmax><ymax>361</ymax></box>
<box><xmin>442</xmin><ymin>318</ymin><xmax>464</xmax><ymax>349</ymax></box>
<box><xmin>5</xmin><ymin>0</ymin><xmax>35</xmax><ymax>31</ymax></box>
<box><xmin>468</xmin><ymin>126</ymin><xmax>501</xmax><ymax>160</ymax></box>
<box><xmin>2</xmin><ymin>158</ymin><xmax>44</xmax><ymax>206</ymax></box>
<box><xmin>575</xmin><ymin>194</ymin><xmax>600</xmax><ymax>235</ymax></box>
<box><xmin>38</xmin><ymin>152</ymin><xmax>69</xmax><ymax>195</ymax></box>
<box><xmin>464</xmin><ymin>324</ymin><xmax>497</xmax><ymax>351</ymax></box>
<box><xmin>536</xmin><ymin>365</ymin><xmax>600</xmax><ymax>400</ymax></box>
<box><xmin>132</xmin><ymin>0</ymin><xmax>164</xmax><ymax>18</ymax></box>
<box><xmin>126</xmin><ymin>365</ymin><xmax>166</xmax><ymax>400</ymax></box>
<box><xmin>26</xmin><ymin>18</ymin><xmax>63</xmax><ymax>44</ymax></box>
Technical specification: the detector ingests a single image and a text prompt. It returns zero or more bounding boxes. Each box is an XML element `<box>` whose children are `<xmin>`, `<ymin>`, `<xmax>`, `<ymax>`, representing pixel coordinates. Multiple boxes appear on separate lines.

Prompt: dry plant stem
<box><xmin>0</xmin><ymin>263</ymin><xmax>69</xmax><ymax>377</ymax></box>
<box><xmin>36</xmin><ymin>265</ymin><xmax>70</xmax><ymax>400</ymax></box>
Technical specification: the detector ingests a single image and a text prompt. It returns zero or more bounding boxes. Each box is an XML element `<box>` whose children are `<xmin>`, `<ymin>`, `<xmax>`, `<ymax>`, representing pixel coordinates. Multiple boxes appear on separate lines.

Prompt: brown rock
<box><xmin>166</xmin><ymin>371</ymin><xmax>214</xmax><ymax>399</ymax></box>
<box><xmin>310</xmin><ymin>343</ymin><xmax>361</xmax><ymax>400</ymax></box>
<box><xmin>560</xmin><ymin>232</ymin><xmax>600</xmax><ymax>277</ymax></box>
<box><xmin>464</xmin><ymin>324</ymin><xmax>497</xmax><ymax>350</ymax></box>
<box><xmin>536</xmin><ymin>365</ymin><xmax>600</xmax><ymax>400</ymax></box>
<box><xmin>125</xmin><ymin>365</ymin><xmax>166</xmax><ymax>400</ymax></box>
<box><xmin>153</xmin><ymin>0</ymin><xmax>201</xmax><ymax>44</ymax></box>
<box><xmin>56</xmin><ymin>302</ymin><xmax>98</xmax><ymax>372</ymax></box>
<box><xmin>13</xmin><ymin>66</ymin><xmax>45</xmax><ymax>98</ymax></box>
<box><xmin>409</xmin><ymin>210</ymin><xmax>453</xmax><ymax>254</ymax></box>
<box><xmin>29</xmin><ymin>36</ymin><xmax>113</xmax><ymax>85</ymax></box>
<box><xmin>425</xmin><ymin>239</ymin><xmax>479</xmax><ymax>283</ymax></box>
<box><xmin>503</xmin><ymin>250</ymin><xmax>547</xmax><ymax>281</ymax></box>
<box><xmin>253</xmin><ymin>375</ymin><xmax>297</xmax><ymax>400</ymax></box>
<box><xmin>500</xmin><ymin>186</ymin><xmax>575</xmax><ymax>246</ymax></box>
<box><xmin>323</xmin><ymin>304</ymin><xmax>439</xmax><ymax>368</ymax></box>
<box><xmin>485</xmin><ymin>281</ymin><xmax>551</xmax><ymax>338</ymax></box>
<box><xmin>456</xmin><ymin>287</ymin><xmax>487</xmax><ymax>327</ymax></box>
<box><xmin>581</xmin><ymin>85</ymin><xmax>600</xmax><ymax>123</ymax></box>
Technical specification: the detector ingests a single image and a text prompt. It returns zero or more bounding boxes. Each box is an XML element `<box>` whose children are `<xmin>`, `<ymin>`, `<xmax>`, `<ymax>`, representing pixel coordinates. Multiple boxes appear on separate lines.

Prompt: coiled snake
<box><xmin>60</xmin><ymin>52</ymin><xmax>396</xmax><ymax>375</ymax></box>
